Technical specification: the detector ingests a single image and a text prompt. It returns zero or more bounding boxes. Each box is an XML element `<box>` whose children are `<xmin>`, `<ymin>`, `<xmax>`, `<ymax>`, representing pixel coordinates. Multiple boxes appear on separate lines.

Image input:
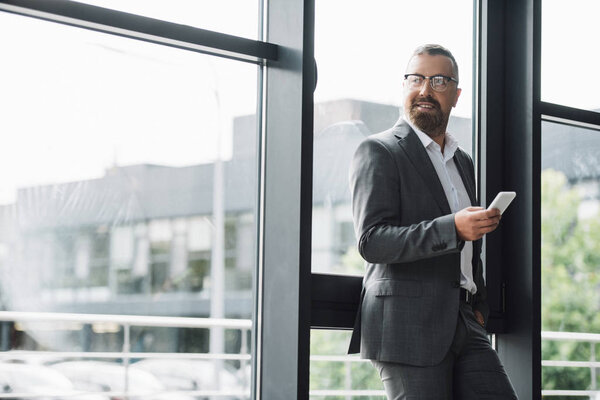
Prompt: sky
<box><xmin>541</xmin><ymin>0</ymin><xmax>600</xmax><ymax>109</ymax></box>
<box><xmin>0</xmin><ymin>0</ymin><xmax>599</xmax><ymax>205</ymax></box>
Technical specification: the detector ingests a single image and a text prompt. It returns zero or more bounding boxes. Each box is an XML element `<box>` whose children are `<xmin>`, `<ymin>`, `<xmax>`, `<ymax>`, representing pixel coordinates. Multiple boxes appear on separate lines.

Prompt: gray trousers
<box><xmin>371</xmin><ymin>303</ymin><xmax>517</xmax><ymax>400</ymax></box>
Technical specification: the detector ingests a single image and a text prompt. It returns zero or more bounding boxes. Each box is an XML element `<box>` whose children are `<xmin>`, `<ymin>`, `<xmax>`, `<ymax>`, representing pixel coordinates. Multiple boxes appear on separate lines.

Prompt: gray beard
<box><xmin>409</xmin><ymin>106</ymin><xmax>450</xmax><ymax>138</ymax></box>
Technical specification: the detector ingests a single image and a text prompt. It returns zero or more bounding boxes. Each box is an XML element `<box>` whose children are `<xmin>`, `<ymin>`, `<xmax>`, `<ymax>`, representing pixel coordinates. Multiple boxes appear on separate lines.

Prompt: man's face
<box><xmin>403</xmin><ymin>54</ymin><xmax>461</xmax><ymax>135</ymax></box>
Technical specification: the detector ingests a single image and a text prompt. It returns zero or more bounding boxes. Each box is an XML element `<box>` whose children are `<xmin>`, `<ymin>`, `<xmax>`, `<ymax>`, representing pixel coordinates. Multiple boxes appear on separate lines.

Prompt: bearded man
<box><xmin>348</xmin><ymin>44</ymin><xmax>517</xmax><ymax>399</ymax></box>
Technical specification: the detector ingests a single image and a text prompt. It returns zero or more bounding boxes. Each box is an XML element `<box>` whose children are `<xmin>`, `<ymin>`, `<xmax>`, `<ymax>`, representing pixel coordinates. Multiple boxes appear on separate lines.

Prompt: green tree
<box><xmin>541</xmin><ymin>169</ymin><xmax>600</xmax><ymax>394</ymax></box>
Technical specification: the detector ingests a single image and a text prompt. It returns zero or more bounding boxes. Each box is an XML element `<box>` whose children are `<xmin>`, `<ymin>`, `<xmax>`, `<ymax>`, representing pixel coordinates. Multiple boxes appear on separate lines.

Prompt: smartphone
<box><xmin>487</xmin><ymin>191</ymin><xmax>516</xmax><ymax>214</ymax></box>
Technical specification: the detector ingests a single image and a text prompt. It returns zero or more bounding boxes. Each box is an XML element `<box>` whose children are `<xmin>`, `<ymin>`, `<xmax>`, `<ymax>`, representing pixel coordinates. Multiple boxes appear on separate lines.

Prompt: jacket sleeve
<box><xmin>350</xmin><ymin>137</ymin><xmax>462</xmax><ymax>265</ymax></box>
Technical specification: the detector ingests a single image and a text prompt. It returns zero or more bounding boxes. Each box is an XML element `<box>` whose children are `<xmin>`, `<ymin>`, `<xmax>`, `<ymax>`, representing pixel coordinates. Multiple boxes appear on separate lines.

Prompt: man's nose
<box><xmin>418</xmin><ymin>78</ymin><xmax>433</xmax><ymax>96</ymax></box>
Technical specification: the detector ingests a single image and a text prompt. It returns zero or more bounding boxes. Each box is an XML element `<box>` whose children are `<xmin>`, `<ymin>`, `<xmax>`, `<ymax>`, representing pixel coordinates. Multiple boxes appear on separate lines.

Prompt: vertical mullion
<box><xmin>260</xmin><ymin>0</ymin><xmax>311</xmax><ymax>398</ymax></box>
<box><xmin>482</xmin><ymin>0</ymin><xmax>542</xmax><ymax>398</ymax></box>
<box><xmin>298</xmin><ymin>0</ymin><xmax>315</xmax><ymax>396</ymax></box>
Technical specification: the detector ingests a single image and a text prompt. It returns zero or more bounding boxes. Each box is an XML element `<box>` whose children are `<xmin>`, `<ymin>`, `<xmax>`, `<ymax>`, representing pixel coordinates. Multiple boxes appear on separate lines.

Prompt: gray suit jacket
<box><xmin>347</xmin><ymin>119</ymin><xmax>488</xmax><ymax>366</ymax></box>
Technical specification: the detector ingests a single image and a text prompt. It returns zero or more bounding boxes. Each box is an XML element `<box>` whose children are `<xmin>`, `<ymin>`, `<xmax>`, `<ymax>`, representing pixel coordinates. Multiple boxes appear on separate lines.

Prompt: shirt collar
<box><xmin>402</xmin><ymin>116</ymin><xmax>459</xmax><ymax>159</ymax></box>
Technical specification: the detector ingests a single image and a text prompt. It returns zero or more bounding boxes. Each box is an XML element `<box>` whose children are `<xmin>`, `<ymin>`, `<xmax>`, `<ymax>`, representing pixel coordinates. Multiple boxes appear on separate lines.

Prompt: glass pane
<box><xmin>311</xmin><ymin>0</ymin><xmax>475</xmax><ymax>396</ymax></box>
<box><xmin>312</xmin><ymin>0</ymin><xmax>475</xmax><ymax>275</ymax></box>
<box><xmin>541</xmin><ymin>121</ymin><xmax>600</xmax><ymax>396</ymax></box>
<box><xmin>0</xmin><ymin>12</ymin><xmax>257</xmax><ymax>398</ymax></box>
<box><xmin>69</xmin><ymin>0</ymin><xmax>260</xmax><ymax>39</ymax></box>
<box><xmin>310</xmin><ymin>330</ymin><xmax>385</xmax><ymax>399</ymax></box>
<box><xmin>542</xmin><ymin>0</ymin><xmax>600</xmax><ymax>111</ymax></box>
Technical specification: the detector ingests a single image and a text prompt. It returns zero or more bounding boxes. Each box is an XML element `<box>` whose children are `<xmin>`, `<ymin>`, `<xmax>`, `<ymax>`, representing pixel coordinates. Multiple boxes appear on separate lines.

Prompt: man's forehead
<box><xmin>405</xmin><ymin>54</ymin><xmax>455</xmax><ymax>74</ymax></box>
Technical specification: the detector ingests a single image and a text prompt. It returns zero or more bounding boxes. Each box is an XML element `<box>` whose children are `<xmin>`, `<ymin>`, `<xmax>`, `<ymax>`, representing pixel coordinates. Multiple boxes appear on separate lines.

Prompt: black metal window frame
<box><xmin>540</xmin><ymin>102</ymin><xmax>600</xmax><ymax>131</ymax></box>
<box><xmin>477</xmin><ymin>0</ymin><xmax>543</xmax><ymax>397</ymax></box>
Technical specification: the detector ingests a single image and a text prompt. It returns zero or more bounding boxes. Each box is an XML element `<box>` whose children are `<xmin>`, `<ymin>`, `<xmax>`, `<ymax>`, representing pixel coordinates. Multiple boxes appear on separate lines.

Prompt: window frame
<box><xmin>0</xmin><ymin>0</ymin><xmax>314</xmax><ymax>398</ymax></box>
<box><xmin>5</xmin><ymin>0</ymin><xmax>589</xmax><ymax>398</ymax></box>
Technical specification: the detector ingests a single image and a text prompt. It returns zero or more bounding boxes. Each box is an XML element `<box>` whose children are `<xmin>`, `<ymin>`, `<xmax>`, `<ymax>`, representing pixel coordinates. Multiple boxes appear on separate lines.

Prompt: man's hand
<box><xmin>454</xmin><ymin>207</ymin><xmax>501</xmax><ymax>241</ymax></box>
<box><xmin>474</xmin><ymin>310</ymin><xmax>485</xmax><ymax>327</ymax></box>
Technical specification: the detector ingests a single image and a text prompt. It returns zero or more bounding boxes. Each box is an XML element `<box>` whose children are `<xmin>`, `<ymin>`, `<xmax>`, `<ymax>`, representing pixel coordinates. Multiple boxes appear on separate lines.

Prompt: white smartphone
<box><xmin>487</xmin><ymin>191</ymin><xmax>516</xmax><ymax>214</ymax></box>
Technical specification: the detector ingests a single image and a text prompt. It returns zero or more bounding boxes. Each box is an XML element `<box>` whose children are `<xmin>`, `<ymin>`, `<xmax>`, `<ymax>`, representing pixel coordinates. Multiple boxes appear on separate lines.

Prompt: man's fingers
<box><xmin>471</xmin><ymin>209</ymin><xmax>500</xmax><ymax>220</ymax></box>
<box><xmin>480</xmin><ymin>224</ymin><xmax>499</xmax><ymax>235</ymax></box>
<box><xmin>464</xmin><ymin>219</ymin><xmax>500</xmax><ymax>240</ymax></box>
<box><xmin>466</xmin><ymin>206</ymin><xmax>484</xmax><ymax>212</ymax></box>
<box><xmin>470</xmin><ymin>215</ymin><xmax>500</xmax><ymax>229</ymax></box>
<box><xmin>455</xmin><ymin>207</ymin><xmax>502</xmax><ymax>241</ymax></box>
<box><xmin>478</xmin><ymin>218</ymin><xmax>500</xmax><ymax>228</ymax></box>
<box><xmin>474</xmin><ymin>310</ymin><xmax>485</xmax><ymax>327</ymax></box>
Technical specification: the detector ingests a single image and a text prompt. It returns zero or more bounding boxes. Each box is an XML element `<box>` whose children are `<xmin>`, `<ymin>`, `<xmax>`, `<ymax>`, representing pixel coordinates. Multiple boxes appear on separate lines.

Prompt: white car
<box><xmin>131</xmin><ymin>358</ymin><xmax>248</xmax><ymax>398</ymax></box>
<box><xmin>49</xmin><ymin>360</ymin><xmax>194</xmax><ymax>400</ymax></box>
<box><xmin>0</xmin><ymin>362</ymin><xmax>109</xmax><ymax>400</ymax></box>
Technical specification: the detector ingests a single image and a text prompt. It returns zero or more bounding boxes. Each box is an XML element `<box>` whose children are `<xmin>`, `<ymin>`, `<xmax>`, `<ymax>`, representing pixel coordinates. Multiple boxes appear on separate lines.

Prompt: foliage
<box><xmin>338</xmin><ymin>245</ymin><xmax>366</xmax><ymax>275</ymax></box>
<box><xmin>310</xmin><ymin>329</ymin><xmax>384</xmax><ymax>398</ymax></box>
<box><xmin>541</xmin><ymin>169</ymin><xmax>600</xmax><ymax>394</ymax></box>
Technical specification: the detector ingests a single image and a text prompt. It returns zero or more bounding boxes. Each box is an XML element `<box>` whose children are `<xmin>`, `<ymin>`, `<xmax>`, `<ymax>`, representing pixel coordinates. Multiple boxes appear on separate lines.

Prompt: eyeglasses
<box><xmin>404</xmin><ymin>74</ymin><xmax>458</xmax><ymax>92</ymax></box>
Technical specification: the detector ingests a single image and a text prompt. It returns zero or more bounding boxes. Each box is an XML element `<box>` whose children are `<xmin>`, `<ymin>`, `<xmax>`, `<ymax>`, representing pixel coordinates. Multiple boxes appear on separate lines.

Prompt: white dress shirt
<box><xmin>404</xmin><ymin>117</ymin><xmax>477</xmax><ymax>294</ymax></box>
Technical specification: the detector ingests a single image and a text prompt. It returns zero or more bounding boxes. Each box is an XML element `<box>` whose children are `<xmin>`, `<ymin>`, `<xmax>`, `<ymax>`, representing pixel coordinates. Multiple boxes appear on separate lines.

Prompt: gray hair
<box><xmin>410</xmin><ymin>44</ymin><xmax>459</xmax><ymax>81</ymax></box>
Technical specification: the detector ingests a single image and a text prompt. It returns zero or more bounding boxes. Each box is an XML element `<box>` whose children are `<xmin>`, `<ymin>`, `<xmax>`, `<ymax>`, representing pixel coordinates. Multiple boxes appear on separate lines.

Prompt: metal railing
<box><xmin>309</xmin><ymin>332</ymin><xmax>600</xmax><ymax>399</ymax></box>
<box><xmin>0</xmin><ymin>311</ymin><xmax>252</xmax><ymax>399</ymax></box>
<box><xmin>542</xmin><ymin>331</ymin><xmax>600</xmax><ymax>398</ymax></box>
<box><xmin>0</xmin><ymin>311</ymin><xmax>599</xmax><ymax>399</ymax></box>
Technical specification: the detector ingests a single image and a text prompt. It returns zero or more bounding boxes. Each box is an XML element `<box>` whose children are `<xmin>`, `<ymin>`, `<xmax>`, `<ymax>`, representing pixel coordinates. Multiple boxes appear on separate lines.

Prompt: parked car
<box><xmin>131</xmin><ymin>358</ymin><xmax>248</xmax><ymax>398</ymax></box>
<box><xmin>49</xmin><ymin>360</ymin><xmax>194</xmax><ymax>400</ymax></box>
<box><xmin>0</xmin><ymin>362</ymin><xmax>109</xmax><ymax>400</ymax></box>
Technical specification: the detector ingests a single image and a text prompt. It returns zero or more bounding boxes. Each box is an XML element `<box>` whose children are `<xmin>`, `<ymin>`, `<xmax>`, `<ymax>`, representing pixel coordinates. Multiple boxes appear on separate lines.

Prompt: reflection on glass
<box><xmin>541</xmin><ymin>121</ymin><xmax>600</xmax><ymax>395</ymax></box>
<box><xmin>542</xmin><ymin>1</ymin><xmax>600</xmax><ymax>111</ymax></box>
<box><xmin>0</xmin><ymin>11</ymin><xmax>256</xmax><ymax>398</ymax></box>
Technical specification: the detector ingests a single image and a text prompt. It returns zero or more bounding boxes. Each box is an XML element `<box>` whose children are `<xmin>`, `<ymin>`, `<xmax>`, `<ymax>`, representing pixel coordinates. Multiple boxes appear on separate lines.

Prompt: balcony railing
<box><xmin>542</xmin><ymin>331</ymin><xmax>600</xmax><ymax>399</ymax></box>
<box><xmin>0</xmin><ymin>311</ymin><xmax>598</xmax><ymax>399</ymax></box>
<box><xmin>0</xmin><ymin>311</ymin><xmax>252</xmax><ymax>399</ymax></box>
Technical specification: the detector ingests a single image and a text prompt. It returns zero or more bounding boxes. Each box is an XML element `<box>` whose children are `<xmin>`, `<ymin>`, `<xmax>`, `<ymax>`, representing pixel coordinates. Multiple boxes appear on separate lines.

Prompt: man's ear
<box><xmin>453</xmin><ymin>88</ymin><xmax>462</xmax><ymax>107</ymax></box>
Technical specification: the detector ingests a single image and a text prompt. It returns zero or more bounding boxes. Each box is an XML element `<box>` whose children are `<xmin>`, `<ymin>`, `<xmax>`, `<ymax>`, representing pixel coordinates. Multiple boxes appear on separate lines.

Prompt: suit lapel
<box><xmin>393</xmin><ymin>121</ymin><xmax>451</xmax><ymax>215</ymax></box>
<box><xmin>453</xmin><ymin>151</ymin><xmax>477</xmax><ymax>206</ymax></box>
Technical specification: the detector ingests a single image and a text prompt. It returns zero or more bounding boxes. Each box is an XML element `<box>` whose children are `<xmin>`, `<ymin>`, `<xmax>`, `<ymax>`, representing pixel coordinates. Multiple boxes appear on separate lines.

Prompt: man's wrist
<box><xmin>453</xmin><ymin>213</ymin><xmax>466</xmax><ymax>249</ymax></box>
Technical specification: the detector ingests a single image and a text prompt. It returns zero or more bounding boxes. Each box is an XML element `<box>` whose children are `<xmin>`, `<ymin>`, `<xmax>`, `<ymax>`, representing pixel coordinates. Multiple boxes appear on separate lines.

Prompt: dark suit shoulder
<box><xmin>360</xmin><ymin>119</ymin><xmax>411</xmax><ymax>150</ymax></box>
<box><xmin>363</xmin><ymin>127</ymin><xmax>399</xmax><ymax>148</ymax></box>
<box><xmin>352</xmin><ymin>129</ymin><xmax>397</xmax><ymax>165</ymax></box>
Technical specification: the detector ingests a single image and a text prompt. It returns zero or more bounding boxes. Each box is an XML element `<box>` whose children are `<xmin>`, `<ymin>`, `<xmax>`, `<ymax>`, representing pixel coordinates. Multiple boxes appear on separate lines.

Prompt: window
<box><xmin>542</xmin><ymin>0</ymin><xmax>600</xmax><ymax>112</ymax></box>
<box><xmin>539</xmin><ymin>2</ymin><xmax>600</xmax><ymax>397</ymax></box>
<box><xmin>0</xmin><ymin>7</ymin><xmax>259</xmax><ymax>397</ymax></box>
<box><xmin>310</xmin><ymin>0</ymin><xmax>476</xmax><ymax>396</ymax></box>
<box><xmin>540</xmin><ymin>121</ymin><xmax>600</xmax><ymax>396</ymax></box>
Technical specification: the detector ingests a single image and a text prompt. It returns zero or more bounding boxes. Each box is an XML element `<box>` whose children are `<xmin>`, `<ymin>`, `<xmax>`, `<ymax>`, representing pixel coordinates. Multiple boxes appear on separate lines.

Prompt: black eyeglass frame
<box><xmin>403</xmin><ymin>73</ymin><xmax>459</xmax><ymax>92</ymax></box>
